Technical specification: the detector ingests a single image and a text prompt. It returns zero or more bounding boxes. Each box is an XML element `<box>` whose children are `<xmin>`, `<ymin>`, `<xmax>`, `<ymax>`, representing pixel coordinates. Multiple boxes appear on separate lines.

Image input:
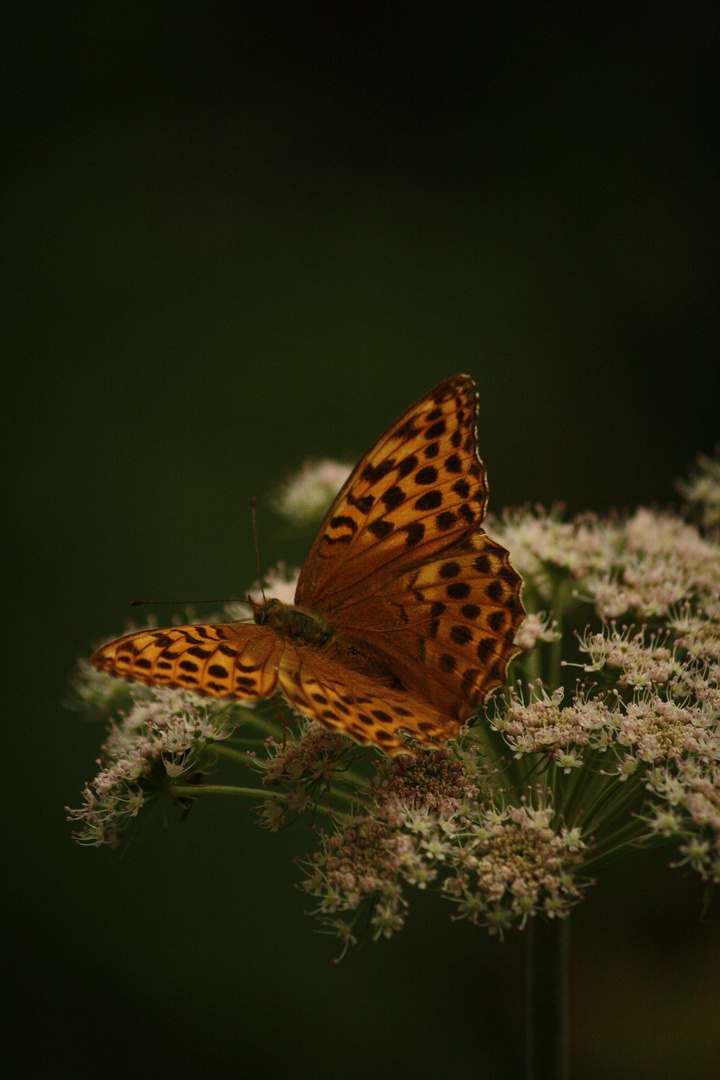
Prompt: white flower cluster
<box><xmin>676</xmin><ymin>447</ymin><xmax>720</xmax><ymax>528</ymax></box>
<box><xmin>299</xmin><ymin>748</ymin><xmax>586</xmax><ymax>946</ymax></box>
<box><xmin>492</xmin><ymin>505</ymin><xmax>720</xmax><ymax>622</ymax></box>
<box><xmin>271</xmin><ymin>459</ymin><xmax>353</xmax><ymax>526</ymax></box>
<box><xmin>67</xmin><ymin>686</ymin><xmax>237</xmax><ymax>846</ymax></box>
<box><xmin>69</xmin><ymin>450</ymin><xmax>720</xmax><ymax>950</ymax></box>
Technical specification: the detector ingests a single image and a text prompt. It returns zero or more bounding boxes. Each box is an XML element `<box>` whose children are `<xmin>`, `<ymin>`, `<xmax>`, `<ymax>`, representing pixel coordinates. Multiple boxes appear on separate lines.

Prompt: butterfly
<box><xmin>90</xmin><ymin>375</ymin><xmax>525</xmax><ymax>755</ymax></box>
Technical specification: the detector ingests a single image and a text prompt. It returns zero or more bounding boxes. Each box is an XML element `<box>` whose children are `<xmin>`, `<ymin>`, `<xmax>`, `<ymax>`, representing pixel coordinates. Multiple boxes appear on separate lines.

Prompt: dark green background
<box><xmin>3</xmin><ymin>5</ymin><xmax>718</xmax><ymax>1078</ymax></box>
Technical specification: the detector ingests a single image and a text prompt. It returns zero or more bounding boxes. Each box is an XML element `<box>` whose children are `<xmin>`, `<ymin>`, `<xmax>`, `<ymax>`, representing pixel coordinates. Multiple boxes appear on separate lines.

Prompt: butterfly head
<box><xmin>247</xmin><ymin>595</ymin><xmax>282</xmax><ymax>624</ymax></box>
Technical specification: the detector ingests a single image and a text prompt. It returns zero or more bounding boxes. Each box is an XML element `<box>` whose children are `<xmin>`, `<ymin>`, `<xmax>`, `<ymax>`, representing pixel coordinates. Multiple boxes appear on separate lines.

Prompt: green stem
<box><xmin>548</xmin><ymin>576</ymin><xmax>570</xmax><ymax>689</ymax></box>
<box><xmin>583</xmin><ymin>820</ymin><xmax>661</xmax><ymax>873</ymax></box>
<box><xmin>525</xmin><ymin>915</ymin><xmax>570</xmax><ymax>1080</ymax></box>
<box><xmin>578</xmin><ymin>771</ymin><xmax>642</xmax><ymax>834</ymax></box>
<box><xmin>549</xmin><ymin>633</ymin><xmax>564</xmax><ymax>694</ymax></box>
<box><xmin>224</xmin><ymin>737</ymin><xmax>274</xmax><ymax>747</ymax></box>
<box><xmin>322</xmin><ymin>785</ymin><xmax>360</xmax><ymax>808</ymax></box>
<box><xmin>171</xmin><ymin>783</ymin><xmax>342</xmax><ymax>820</ymax></box>
<box><xmin>334</xmin><ymin>767</ymin><xmax>371</xmax><ymax>791</ymax></box>
<box><xmin>228</xmin><ymin>710</ymin><xmax>283</xmax><ymax>738</ymax></box>
<box><xmin>172</xmin><ymin>784</ymin><xmax>286</xmax><ymax>800</ymax></box>
<box><xmin>212</xmin><ymin>744</ymin><xmax>258</xmax><ymax>766</ymax></box>
<box><xmin>560</xmin><ymin>758</ymin><xmax>606</xmax><ymax>826</ymax></box>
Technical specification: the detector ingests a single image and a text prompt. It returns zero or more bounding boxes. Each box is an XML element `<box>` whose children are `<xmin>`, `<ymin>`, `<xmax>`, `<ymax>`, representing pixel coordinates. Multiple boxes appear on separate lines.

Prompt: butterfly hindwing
<box><xmin>276</xmin><ymin>643</ymin><xmax>459</xmax><ymax>755</ymax></box>
<box><xmin>355</xmin><ymin>531</ymin><xmax>524</xmax><ymax>711</ymax></box>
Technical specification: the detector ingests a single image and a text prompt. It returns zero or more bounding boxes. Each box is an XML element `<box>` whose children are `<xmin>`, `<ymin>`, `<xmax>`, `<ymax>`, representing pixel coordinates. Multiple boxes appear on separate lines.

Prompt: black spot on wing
<box><xmin>330</xmin><ymin>514</ymin><xmax>357</xmax><ymax>534</ymax></box>
<box><xmin>447</xmin><ymin>582</ymin><xmax>470</xmax><ymax>599</ymax></box>
<box><xmin>382</xmin><ymin>486</ymin><xmax>405</xmax><ymax>511</ymax></box>
<box><xmin>415</xmin><ymin>490</ymin><xmax>442</xmax><ymax>511</ymax></box>
<box><xmin>368</xmin><ymin>519</ymin><xmax>394</xmax><ymax>539</ymax></box>
<box><xmin>436</xmin><ymin>511</ymin><xmax>457</xmax><ymax>530</ymax></box>
<box><xmin>402</xmin><ymin>522</ymin><xmax>425</xmax><ymax>547</ymax></box>
<box><xmin>425</xmin><ymin>420</ymin><xmax>446</xmax><ymax>440</ymax></box>
<box><xmin>348</xmin><ymin>492</ymin><xmax>375</xmax><ymax>514</ymax></box>
<box><xmin>397</xmin><ymin>454</ymin><xmax>419</xmax><ymax>478</ymax></box>
<box><xmin>415</xmin><ymin>465</ymin><xmax>438</xmax><ymax>485</ymax></box>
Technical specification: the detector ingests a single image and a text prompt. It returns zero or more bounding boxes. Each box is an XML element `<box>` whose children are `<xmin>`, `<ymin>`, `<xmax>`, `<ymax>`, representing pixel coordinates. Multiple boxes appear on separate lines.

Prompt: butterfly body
<box><xmin>249</xmin><ymin>597</ymin><xmax>333</xmax><ymax>647</ymax></box>
<box><xmin>91</xmin><ymin>376</ymin><xmax>526</xmax><ymax>755</ymax></box>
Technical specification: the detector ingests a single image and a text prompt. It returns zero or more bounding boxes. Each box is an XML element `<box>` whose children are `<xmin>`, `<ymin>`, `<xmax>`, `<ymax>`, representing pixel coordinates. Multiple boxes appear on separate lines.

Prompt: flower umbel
<box><xmin>300</xmin><ymin>750</ymin><xmax>587</xmax><ymax>942</ymax></box>
<box><xmin>676</xmin><ymin>446</ymin><xmax>720</xmax><ymax>529</ymax></box>
<box><xmin>271</xmin><ymin>459</ymin><xmax>353</xmax><ymax>526</ymax></box>
<box><xmin>70</xmin><ymin>450</ymin><xmax>720</xmax><ymax>950</ymax></box>
<box><xmin>66</xmin><ymin>686</ymin><xmax>239</xmax><ymax>846</ymax></box>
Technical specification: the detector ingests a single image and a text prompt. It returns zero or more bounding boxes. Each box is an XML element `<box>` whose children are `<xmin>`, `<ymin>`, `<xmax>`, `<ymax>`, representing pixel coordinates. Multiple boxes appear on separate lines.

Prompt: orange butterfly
<box><xmin>91</xmin><ymin>376</ymin><xmax>525</xmax><ymax>754</ymax></box>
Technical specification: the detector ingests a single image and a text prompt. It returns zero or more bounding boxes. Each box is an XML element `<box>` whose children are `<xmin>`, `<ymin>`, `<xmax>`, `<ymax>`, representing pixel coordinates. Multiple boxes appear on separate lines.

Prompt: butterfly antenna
<box><xmin>130</xmin><ymin>597</ymin><xmax>243</xmax><ymax>606</ymax></box>
<box><xmin>250</xmin><ymin>496</ymin><xmax>266</xmax><ymax>601</ymax></box>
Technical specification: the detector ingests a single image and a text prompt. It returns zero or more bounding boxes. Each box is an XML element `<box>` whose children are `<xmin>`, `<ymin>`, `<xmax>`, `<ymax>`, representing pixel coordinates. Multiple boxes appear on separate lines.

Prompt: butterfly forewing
<box><xmin>295</xmin><ymin>376</ymin><xmax>488</xmax><ymax>607</ymax></box>
<box><xmin>90</xmin><ymin>623</ymin><xmax>283</xmax><ymax>700</ymax></box>
<box><xmin>294</xmin><ymin>375</ymin><xmax>525</xmax><ymax>724</ymax></box>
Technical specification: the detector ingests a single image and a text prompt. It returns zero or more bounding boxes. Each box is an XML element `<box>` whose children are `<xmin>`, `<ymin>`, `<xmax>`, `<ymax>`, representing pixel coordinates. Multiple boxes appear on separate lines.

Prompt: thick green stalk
<box><xmin>525</xmin><ymin>915</ymin><xmax>570</xmax><ymax>1080</ymax></box>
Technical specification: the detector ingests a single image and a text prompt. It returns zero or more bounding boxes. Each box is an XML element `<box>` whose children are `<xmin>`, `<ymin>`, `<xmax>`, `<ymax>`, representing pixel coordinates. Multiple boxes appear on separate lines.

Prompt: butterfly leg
<box><xmin>270</xmin><ymin>695</ymin><xmax>289</xmax><ymax>747</ymax></box>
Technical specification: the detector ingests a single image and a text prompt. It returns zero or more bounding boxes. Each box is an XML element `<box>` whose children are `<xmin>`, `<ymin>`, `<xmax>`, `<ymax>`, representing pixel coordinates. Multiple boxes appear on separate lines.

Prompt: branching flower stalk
<box><xmin>69</xmin><ymin>452</ymin><xmax>720</xmax><ymax>955</ymax></box>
